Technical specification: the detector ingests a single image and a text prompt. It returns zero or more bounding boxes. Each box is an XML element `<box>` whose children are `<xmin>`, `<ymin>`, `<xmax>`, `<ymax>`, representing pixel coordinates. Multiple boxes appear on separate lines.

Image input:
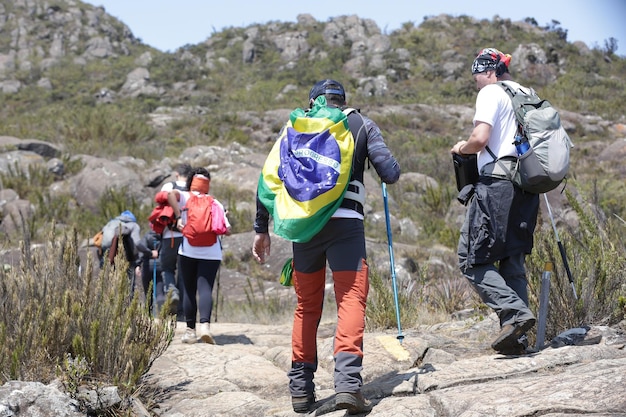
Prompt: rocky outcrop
<box><xmin>0</xmin><ymin>0</ymin><xmax>138</xmax><ymax>89</ymax></box>
<box><xmin>512</xmin><ymin>43</ymin><xmax>559</xmax><ymax>85</ymax></box>
<box><xmin>3</xmin><ymin>317</ymin><xmax>624</xmax><ymax>416</ymax></box>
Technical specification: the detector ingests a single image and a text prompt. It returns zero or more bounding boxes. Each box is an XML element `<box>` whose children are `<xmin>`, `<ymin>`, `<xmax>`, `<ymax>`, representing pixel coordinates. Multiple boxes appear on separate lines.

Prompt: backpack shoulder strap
<box><xmin>496</xmin><ymin>81</ymin><xmax>516</xmax><ymax>99</ymax></box>
<box><xmin>343</xmin><ymin>108</ymin><xmax>367</xmax><ymax>166</ymax></box>
<box><xmin>343</xmin><ymin>108</ymin><xmax>365</xmax><ymax>142</ymax></box>
<box><xmin>486</xmin><ymin>85</ymin><xmax>517</xmax><ymax>179</ymax></box>
<box><xmin>172</xmin><ymin>180</ymin><xmax>188</xmax><ymax>191</ymax></box>
<box><xmin>340</xmin><ymin>108</ymin><xmax>368</xmax><ymax>213</ymax></box>
<box><xmin>496</xmin><ymin>81</ymin><xmax>519</xmax><ymax>120</ymax></box>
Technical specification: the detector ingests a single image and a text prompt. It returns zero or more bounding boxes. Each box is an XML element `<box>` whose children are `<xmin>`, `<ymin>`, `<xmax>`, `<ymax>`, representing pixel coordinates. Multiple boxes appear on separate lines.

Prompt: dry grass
<box><xmin>527</xmin><ymin>189</ymin><xmax>626</xmax><ymax>340</ymax></box>
<box><xmin>0</xmin><ymin>226</ymin><xmax>174</xmax><ymax>414</ymax></box>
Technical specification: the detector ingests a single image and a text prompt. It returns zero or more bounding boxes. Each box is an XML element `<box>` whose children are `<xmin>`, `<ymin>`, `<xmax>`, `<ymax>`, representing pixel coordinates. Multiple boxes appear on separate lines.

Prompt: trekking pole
<box><xmin>214</xmin><ymin>236</ymin><xmax>222</xmax><ymax>322</ymax></box>
<box><xmin>153</xmin><ymin>239</ymin><xmax>158</xmax><ymax>317</ymax></box>
<box><xmin>382</xmin><ymin>182</ymin><xmax>404</xmax><ymax>343</ymax></box>
<box><xmin>543</xmin><ymin>194</ymin><xmax>578</xmax><ymax>300</ymax></box>
<box><xmin>535</xmin><ymin>262</ymin><xmax>553</xmax><ymax>350</ymax></box>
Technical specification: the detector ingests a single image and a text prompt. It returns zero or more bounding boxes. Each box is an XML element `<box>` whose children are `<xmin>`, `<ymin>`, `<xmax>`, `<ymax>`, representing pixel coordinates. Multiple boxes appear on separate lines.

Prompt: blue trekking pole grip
<box><xmin>382</xmin><ymin>182</ymin><xmax>404</xmax><ymax>343</ymax></box>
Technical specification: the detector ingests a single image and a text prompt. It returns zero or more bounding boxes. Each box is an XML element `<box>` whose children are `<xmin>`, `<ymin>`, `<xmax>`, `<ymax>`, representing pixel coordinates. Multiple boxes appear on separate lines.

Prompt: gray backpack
<box><xmin>489</xmin><ymin>81</ymin><xmax>573</xmax><ymax>194</ymax></box>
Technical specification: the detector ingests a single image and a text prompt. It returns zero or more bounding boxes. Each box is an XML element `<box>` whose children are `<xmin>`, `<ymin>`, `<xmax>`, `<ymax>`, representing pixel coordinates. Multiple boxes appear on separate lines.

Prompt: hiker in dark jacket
<box><xmin>253</xmin><ymin>79</ymin><xmax>400</xmax><ymax>414</ymax></box>
<box><xmin>451</xmin><ymin>48</ymin><xmax>538</xmax><ymax>355</ymax></box>
<box><xmin>99</xmin><ymin>210</ymin><xmax>148</xmax><ymax>297</ymax></box>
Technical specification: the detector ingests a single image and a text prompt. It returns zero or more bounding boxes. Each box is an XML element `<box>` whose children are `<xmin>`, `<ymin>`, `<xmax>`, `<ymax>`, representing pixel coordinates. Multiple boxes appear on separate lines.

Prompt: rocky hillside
<box><xmin>1</xmin><ymin>0</ymin><xmax>625</xmax><ymax>303</ymax></box>
<box><xmin>0</xmin><ymin>1</ymin><xmax>625</xmax><ymax>301</ymax></box>
<box><xmin>0</xmin><ymin>0</ymin><xmax>138</xmax><ymax>85</ymax></box>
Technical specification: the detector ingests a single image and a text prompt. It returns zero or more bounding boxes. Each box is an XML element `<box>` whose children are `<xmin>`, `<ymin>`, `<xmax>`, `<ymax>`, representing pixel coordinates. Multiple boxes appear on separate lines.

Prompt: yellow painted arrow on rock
<box><xmin>377</xmin><ymin>335</ymin><xmax>410</xmax><ymax>361</ymax></box>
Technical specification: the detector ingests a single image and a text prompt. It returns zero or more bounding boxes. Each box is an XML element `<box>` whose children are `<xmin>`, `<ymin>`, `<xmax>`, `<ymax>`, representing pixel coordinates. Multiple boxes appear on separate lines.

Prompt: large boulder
<box><xmin>68</xmin><ymin>155</ymin><xmax>150</xmax><ymax>212</ymax></box>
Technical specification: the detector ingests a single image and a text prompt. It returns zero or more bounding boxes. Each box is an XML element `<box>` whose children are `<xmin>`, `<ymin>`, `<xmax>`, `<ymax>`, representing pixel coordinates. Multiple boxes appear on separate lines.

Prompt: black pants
<box><xmin>178</xmin><ymin>255</ymin><xmax>220</xmax><ymax>329</ymax></box>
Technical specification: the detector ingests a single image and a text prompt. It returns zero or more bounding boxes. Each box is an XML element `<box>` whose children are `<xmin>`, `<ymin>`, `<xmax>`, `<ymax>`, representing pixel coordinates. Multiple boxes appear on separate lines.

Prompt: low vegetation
<box><xmin>527</xmin><ymin>189</ymin><xmax>626</xmax><ymax>336</ymax></box>
<box><xmin>0</xmin><ymin>228</ymin><xmax>175</xmax><ymax>414</ymax></box>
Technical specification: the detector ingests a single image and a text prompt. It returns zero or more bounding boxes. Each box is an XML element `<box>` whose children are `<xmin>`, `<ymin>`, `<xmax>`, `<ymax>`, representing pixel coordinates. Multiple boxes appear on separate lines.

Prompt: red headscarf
<box><xmin>190</xmin><ymin>174</ymin><xmax>210</xmax><ymax>194</ymax></box>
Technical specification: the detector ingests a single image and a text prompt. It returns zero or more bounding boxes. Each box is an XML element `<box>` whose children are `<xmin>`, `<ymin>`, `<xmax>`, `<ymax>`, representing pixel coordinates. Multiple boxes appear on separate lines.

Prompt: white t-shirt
<box><xmin>177</xmin><ymin>191</ymin><xmax>230</xmax><ymax>261</ymax></box>
<box><xmin>473</xmin><ymin>82</ymin><xmax>519</xmax><ymax>172</ymax></box>
<box><xmin>160</xmin><ymin>180</ymin><xmax>187</xmax><ymax>238</ymax></box>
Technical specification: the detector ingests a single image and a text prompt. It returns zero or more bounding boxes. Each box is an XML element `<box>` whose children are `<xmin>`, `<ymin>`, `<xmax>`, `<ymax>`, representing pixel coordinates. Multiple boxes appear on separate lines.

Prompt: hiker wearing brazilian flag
<box><xmin>253</xmin><ymin>79</ymin><xmax>400</xmax><ymax>414</ymax></box>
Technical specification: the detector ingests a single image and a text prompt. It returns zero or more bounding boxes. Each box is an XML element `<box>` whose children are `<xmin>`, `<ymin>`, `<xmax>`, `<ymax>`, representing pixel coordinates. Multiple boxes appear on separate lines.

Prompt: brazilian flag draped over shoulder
<box><xmin>258</xmin><ymin>96</ymin><xmax>355</xmax><ymax>243</ymax></box>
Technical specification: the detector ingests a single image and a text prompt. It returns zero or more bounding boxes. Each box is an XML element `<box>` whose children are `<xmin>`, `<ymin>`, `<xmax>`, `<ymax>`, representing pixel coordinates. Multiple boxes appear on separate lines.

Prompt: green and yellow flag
<box><xmin>257</xmin><ymin>96</ymin><xmax>355</xmax><ymax>243</ymax></box>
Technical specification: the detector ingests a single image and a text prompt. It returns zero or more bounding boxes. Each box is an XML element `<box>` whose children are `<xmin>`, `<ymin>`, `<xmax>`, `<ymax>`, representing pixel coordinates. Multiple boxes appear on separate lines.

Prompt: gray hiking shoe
<box><xmin>291</xmin><ymin>392</ymin><xmax>315</xmax><ymax>414</ymax></box>
<box><xmin>335</xmin><ymin>391</ymin><xmax>372</xmax><ymax>414</ymax></box>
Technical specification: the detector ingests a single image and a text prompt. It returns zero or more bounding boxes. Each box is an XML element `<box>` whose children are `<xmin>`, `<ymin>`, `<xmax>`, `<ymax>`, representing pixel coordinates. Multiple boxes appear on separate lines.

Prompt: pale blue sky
<box><xmin>84</xmin><ymin>0</ymin><xmax>625</xmax><ymax>56</ymax></box>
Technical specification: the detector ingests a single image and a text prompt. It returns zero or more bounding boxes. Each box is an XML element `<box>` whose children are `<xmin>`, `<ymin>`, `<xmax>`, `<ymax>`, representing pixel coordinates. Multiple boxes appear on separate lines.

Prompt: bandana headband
<box><xmin>471</xmin><ymin>48</ymin><xmax>511</xmax><ymax>74</ymax></box>
<box><xmin>190</xmin><ymin>174</ymin><xmax>210</xmax><ymax>194</ymax></box>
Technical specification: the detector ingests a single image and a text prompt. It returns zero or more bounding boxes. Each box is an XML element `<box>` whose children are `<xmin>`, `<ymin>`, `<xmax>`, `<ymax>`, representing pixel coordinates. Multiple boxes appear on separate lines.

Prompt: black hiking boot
<box><xmin>335</xmin><ymin>391</ymin><xmax>373</xmax><ymax>414</ymax></box>
<box><xmin>495</xmin><ymin>341</ymin><xmax>528</xmax><ymax>355</ymax></box>
<box><xmin>292</xmin><ymin>392</ymin><xmax>315</xmax><ymax>414</ymax></box>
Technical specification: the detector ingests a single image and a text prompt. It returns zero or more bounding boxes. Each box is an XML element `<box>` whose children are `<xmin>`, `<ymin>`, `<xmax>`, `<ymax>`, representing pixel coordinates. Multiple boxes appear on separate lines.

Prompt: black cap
<box><xmin>308</xmin><ymin>79</ymin><xmax>346</xmax><ymax>101</ymax></box>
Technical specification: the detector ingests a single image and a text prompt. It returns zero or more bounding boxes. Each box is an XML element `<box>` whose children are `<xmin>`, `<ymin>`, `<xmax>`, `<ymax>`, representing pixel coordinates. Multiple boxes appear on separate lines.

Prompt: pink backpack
<box><xmin>182</xmin><ymin>194</ymin><xmax>227</xmax><ymax>246</ymax></box>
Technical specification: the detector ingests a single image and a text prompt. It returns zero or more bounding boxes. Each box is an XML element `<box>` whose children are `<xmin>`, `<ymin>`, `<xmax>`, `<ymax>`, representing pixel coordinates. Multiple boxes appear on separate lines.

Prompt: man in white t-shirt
<box><xmin>451</xmin><ymin>48</ymin><xmax>539</xmax><ymax>355</ymax></box>
<box><xmin>159</xmin><ymin>163</ymin><xmax>191</xmax><ymax>318</ymax></box>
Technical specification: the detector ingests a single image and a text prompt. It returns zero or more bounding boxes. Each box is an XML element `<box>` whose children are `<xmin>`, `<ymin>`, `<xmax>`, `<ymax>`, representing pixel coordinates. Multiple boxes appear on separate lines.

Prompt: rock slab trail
<box><xmin>144</xmin><ymin>316</ymin><xmax>626</xmax><ymax>416</ymax></box>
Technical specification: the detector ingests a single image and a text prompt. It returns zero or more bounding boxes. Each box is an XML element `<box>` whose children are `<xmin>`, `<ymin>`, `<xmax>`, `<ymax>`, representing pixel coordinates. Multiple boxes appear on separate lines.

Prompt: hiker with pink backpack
<box><xmin>167</xmin><ymin>167</ymin><xmax>230</xmax><ymax>344</ymax></box>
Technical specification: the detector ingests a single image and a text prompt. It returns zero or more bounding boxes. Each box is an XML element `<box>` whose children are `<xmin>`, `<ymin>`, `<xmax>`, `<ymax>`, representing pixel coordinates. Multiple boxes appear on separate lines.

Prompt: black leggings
<box><xmin>178</xmin><ymin>255</ymin><xmax>220</xmax><ymax>329</ymax></box>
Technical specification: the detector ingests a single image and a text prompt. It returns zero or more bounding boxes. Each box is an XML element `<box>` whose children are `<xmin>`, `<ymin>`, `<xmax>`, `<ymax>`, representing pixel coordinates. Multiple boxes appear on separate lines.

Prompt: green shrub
<box><xmin>367</xmin><ymin>262</ymin><xmax>423</xmax><ymax>331</ymax></box>
<box><xmin>0</xmin><ymin>227</ymin><xmax>174</xmax><ymax>413</ymax></box>
<box><xmin>60</xmin><ymin>104</ymin><xmax>156</xmax><ymax>159</ymax></box>
<box><xmin>526</xmin><ymin>188</ymin><xmax>626</xmax><ymax>342</ymax></box>
<box><xmin>0</xmin><ymin>162</ymin><xmax>55</xmax><ymax>199</ymax></box>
